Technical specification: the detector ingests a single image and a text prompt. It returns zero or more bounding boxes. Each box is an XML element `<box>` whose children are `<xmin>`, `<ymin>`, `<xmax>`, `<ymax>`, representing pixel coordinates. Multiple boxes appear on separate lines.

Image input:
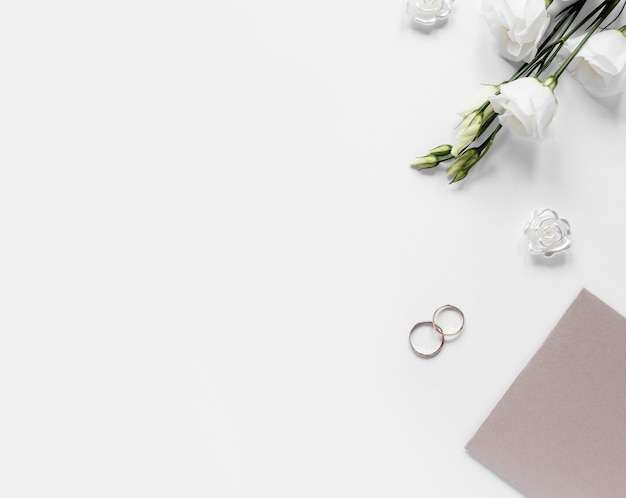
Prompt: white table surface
<box><xmin>2</xmin><ymin>1</ymin><xmax>626</xmax><ymax>496</ymax></box>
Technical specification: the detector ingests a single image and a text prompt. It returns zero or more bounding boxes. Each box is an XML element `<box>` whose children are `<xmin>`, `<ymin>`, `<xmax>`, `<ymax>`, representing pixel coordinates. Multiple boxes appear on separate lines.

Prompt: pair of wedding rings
<box><xmin>409</xmin><ymin>304</ymin><xmax>465</xmax><ymax>358</ymax></box>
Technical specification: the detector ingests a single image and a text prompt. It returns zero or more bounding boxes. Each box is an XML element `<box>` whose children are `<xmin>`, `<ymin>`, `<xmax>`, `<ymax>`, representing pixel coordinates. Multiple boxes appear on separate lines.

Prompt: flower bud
<box><xmin>458</xmin><ymin>85</ymin><xmax>499</xmax><ymax>117</ymax></box>
<box><xmin>411</xmin><ymin>144</ymin><xmax>454</xmax><ymax>169</ymax></box>
<box><xmin>447</xmin><ymin>149</ymin><xmax>479</xmax><ymax>182</ymax></box>
<box><xmin>449</xmin><ymin>168</ymin><xmax>469</xmax><ymax>183</ymax></box>
<box><xmin>428</xmin><ymin>144</ymin><xmax>453</xmax><ymax>157</ymax></box>
<box><xmin>451</xmin><ymin>111</ymin><xmax>482</xmax><ymax>157</ymax></box>
<box><xmin>411</xmin><ymin>155</ymin><xmax>440</xmax><ymax>169</ymax></box>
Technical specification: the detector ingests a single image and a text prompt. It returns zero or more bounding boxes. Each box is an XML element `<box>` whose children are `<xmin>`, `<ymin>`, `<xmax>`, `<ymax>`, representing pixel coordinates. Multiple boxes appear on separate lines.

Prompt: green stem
<box><xmin>552</xmin><ymin>0</ymin><xmax>621</xmax><ymax>80</ymax></box>
<box><xmin>452</xmin><ymin>124</ymin><xmax>503</xmax><ymax>182</ymax></box>
<box><xmin>505</xmin><ymin>2</ymin><xmax>584</xmax><ymax>82</ymax></box>
<box><xmin>538</xmin><ymin>0</ymin><xmax>584</xmax><ymax>52</ymax></box>
<box><xmin>562</xmin><ymin>0</ymin><xmax>614</xmax><ymax>39</ymax></box>
<box><xmin>435</xmin><ymin>154</ymin><xmax>454</xmax><ymax>163</ymax></box>
<box><xmin>477</xmin><ymin>112</ymin><xmax>498</xmax><ymax>138</ymax></box>
<box><xmin>535</xmin><ymin>3</ymin><xmax>587</xmax><ymax>76</ymax></box>
<box><xmin>478</xmin><ymin>124</ymin><xmax>502</xmax><ymax>156</ymax></box>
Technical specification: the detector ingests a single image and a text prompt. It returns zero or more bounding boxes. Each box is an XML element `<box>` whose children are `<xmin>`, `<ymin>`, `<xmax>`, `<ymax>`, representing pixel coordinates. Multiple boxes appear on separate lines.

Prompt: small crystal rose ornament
<box><xmin>406</xmin><ymin>0</ymin><xmax>451</xmax><ymax>26</ymax></box>
<box><xmin>524</xmin><ymin>209</ymin><xmax>571</xmax><ymax>257</ymax></box>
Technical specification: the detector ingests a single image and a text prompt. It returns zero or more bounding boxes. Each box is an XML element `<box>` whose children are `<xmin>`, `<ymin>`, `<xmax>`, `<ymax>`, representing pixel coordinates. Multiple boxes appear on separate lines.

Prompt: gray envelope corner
<box><xmin>465</xmin><ymin>288</ymin><xmax>626</xmax><ymax>498</ymax></box>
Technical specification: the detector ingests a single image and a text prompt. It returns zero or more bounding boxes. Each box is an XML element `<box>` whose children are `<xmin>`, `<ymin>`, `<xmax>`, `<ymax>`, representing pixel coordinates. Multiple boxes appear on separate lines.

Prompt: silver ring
<box><xmin>409</xmin><ymin>321</ymin><xmax>445</xmax><ymax>358</ymax></box>
<box><xmin>432</xmin><ymin>304</ymin><xmax>465</xmax><ymax>337</ymax></box>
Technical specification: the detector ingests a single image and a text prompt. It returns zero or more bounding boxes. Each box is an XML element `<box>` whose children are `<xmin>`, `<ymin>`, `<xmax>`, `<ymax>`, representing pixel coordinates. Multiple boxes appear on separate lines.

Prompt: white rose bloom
<box><xmin>558</xmin><ymin>30</ymin><xmax>626</xmax><ymax>98</ymax></box>
<box><xmin>481</xmin><ymin>0</ymin><xmax>550</xmax><ymax>62</ymax></box>
<box><xmin>488</xmin><ymin>78</ymin><xmax>558</xmax><ymax>140</ymax></box>
<box><xmin>406</xmin><ymin>0</ymin><xmax>452</xmax><ymax>26</ymax></box>
<box><xmin>524</xmin><ymin>209</ymin><xmax>571</xmax><ymax>257</ymax></box>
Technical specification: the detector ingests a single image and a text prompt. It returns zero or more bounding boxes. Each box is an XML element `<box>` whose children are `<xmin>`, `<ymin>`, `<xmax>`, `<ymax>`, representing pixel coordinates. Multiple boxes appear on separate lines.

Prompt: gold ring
<box><xmin>432</xmin><ymin>304</ymin><xmax>465</xmax><ymax>337</ymax></box>
<box><xmin>409</xmin><ymin>321</ymin><xmax>445</xmax><ymax>358</ymax></box>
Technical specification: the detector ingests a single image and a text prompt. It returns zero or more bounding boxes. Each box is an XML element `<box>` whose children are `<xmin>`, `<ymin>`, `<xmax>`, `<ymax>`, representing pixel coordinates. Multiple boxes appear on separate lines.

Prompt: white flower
<box><xmin>557</xmin><ymin>30</ymin><xmax>626</xmax><ymax>98</ymax></box>
<box><xmin>481</xmin><ymin>0</ymin><xmax>550</xmax><ymax>62</ymax></box>
<box><xmin>524</xmin><ymin>209</ymin><xmax>571</xmax><ymax>257</ymax></box>
<box><xmin>406</xmin><ymin>0</ymin><xmax>451</xmax><ymax>26</ymax></box>
<box><xmin>488</xmin><ymin>78</ymin><xmax>557</xmax><ymax>140</ymax></box>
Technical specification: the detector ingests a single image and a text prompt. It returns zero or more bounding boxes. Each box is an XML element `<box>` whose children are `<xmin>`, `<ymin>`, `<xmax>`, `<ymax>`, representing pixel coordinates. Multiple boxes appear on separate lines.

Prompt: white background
<box><xmin>1</xmin><ymin>1</ymin><xmax>626</xmax><ymax>496</ymax></box>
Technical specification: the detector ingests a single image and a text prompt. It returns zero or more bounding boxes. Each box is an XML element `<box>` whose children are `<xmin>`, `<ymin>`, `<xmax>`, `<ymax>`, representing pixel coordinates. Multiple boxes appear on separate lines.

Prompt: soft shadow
<box><xmin>530</xmin><ymin>252</ymin><xmax>569</xmax><ymax>268</ymax></box>
<box><xmin>443</xmin><ymin>332</ymin><xmax>464</xmax><ymax>344</ymax></box>
<box><xmin>451</xmin><ymin>159</ymin><xmax>498</xmax><ymax>189</ymax></box>
<box><xmin>505</xmin><ymin>135</ymin><xmax>540</xmax><ymax>182</ymax></box>
<box><xmin>567</xmin><ymin>83</ymin><xmax>624</xmax><ymax>120</ymax></box>
<box><xmin>413</xmin><ymin>166</ymin><xmax>442</xmax><ymax>177</ymax></box>
<box><xmin>594</xmin><ymin>93</ymin><xmax>623</xmax><ymax>117</ymax></box>
<box><xmin>444</xmin><ymin>127</ymin><xmax>542</xmax><ymax>190</ymax></box>
<box><xmin>407</xmin><ymin>18</ymin><xmax>450</xmax><ymax>35</ymax></box>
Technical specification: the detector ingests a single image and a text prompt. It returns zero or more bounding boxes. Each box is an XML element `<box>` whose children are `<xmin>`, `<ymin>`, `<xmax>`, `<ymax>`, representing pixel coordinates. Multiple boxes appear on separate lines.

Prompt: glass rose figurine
<box><xmin>524</xmin><ymin>209</ymin><xmax>571</xmax><ymax>257</ymax></box>
<box><xmin>406</xmin><ymin>0</ymin><xmax>452</xmax><ymax>26</ymax></box>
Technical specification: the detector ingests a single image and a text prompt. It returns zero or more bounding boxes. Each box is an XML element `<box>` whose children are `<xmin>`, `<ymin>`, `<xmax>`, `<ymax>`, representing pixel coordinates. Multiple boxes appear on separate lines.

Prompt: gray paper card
<box><xmin>466</xmin><ymin>289</ymin><xmax>626</xmax><ymax>498</ymax></box>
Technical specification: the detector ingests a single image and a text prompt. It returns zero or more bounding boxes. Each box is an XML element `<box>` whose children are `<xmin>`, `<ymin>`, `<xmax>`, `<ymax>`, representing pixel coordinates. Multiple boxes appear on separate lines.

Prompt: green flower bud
<box><xmin>451</xmin><ymin>111</ymin><xmax>483</xmax><ymax>157</ymax></box>
<box><xmin>447</xmin><ymin>149</ymin><xmax>479</xmax><ymax>182</ymax></box>
<box><xmin>411</xmin><ymin>155</ymin><xmax>440</xmax><ymax>169</ymax></box>
<box><xmin>428</xmin><ymin>144</ymin><xmax>453</xmax><ymax>157</ymax></box>
<box><xmin>483</xmin><ymin>103</ymin><xmax>495</xmax><ymax>121</ymax></box>
<box><xmin>449</xmin><ymin>168</ymin><xmax>469</xmax><ymax>183</ymax></box>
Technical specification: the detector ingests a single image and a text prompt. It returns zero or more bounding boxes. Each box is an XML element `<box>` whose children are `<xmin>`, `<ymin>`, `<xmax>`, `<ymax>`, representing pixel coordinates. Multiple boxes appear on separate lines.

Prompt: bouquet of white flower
<box><xmin>411</xmin><ymin>0</ymin><xmax>626</xmax><ymax>182</ymax></box>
